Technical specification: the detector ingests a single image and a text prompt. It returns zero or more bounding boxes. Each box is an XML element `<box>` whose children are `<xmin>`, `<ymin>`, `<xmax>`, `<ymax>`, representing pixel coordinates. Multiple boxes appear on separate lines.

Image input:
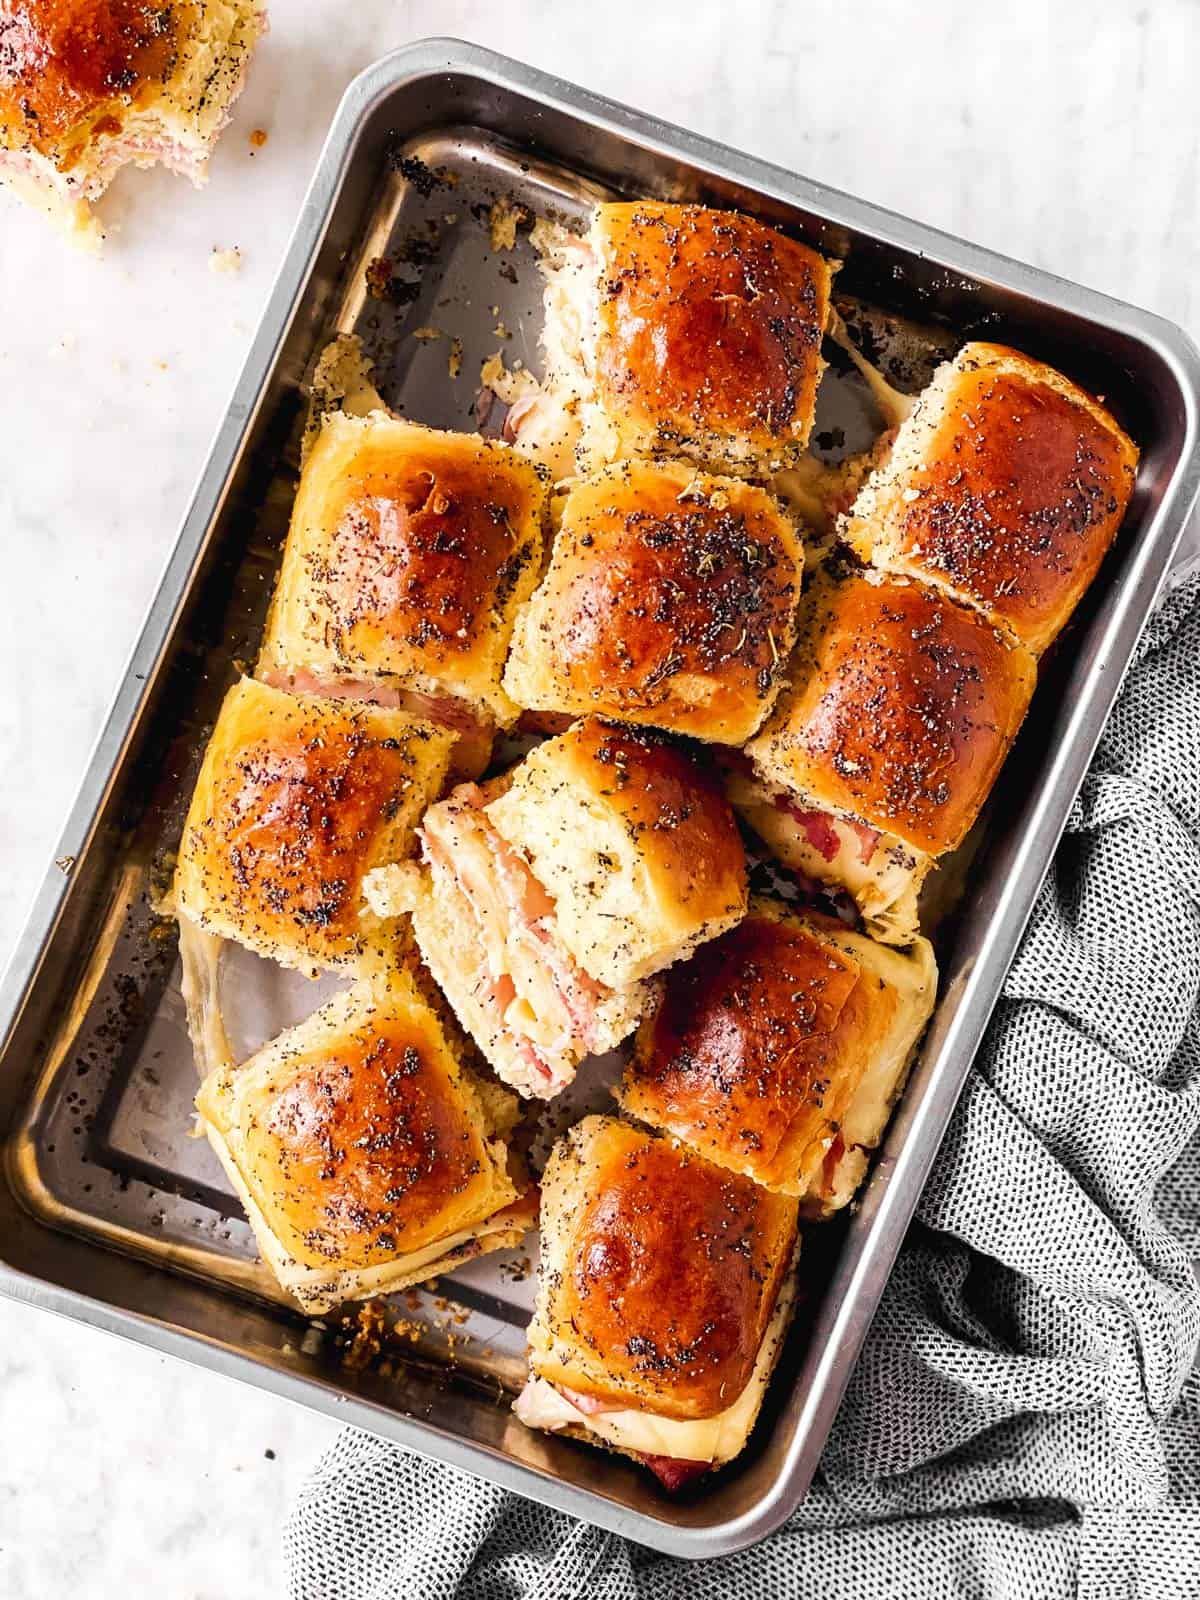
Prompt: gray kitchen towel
<box><xmin>285</xmin><ymin>573</ymin><xmax>1200</xmax><ymax>1600</ymax></box>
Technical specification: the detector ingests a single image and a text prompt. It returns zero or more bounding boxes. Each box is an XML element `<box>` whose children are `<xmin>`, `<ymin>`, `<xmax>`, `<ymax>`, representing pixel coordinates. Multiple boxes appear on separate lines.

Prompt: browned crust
<box><xmin>506</xmin><ymin>462</ymin><xmax>802</xmax><ymax>742</ymax></box>
<box><xmin>747</xmin><ymin>572</ymin><xmax>1037</xmax><ymax>856</ymax></box>
<box><xmin>593</xmin><ymin>201</ymin><xmax>833</xmax><ymax>464</ymax></box>
<box><xmin>261</xmin><ymin>418</ymin><xmax>545</xmax><ymax>710</ymax></box>
<box><xmin>174</xmin><ymin>677</ymin><xmax>451</xmax><ymax>970</ymax></box>
<box><xmin>239</xmin><ymin>1011</ymin><xmax>501</xmax><ymax>1273</ymax></box>
<box><xmin>537</xmin><ymin>1119</ymin><xmax>797</xmax><ymax>1419</ymax></box>
<box><xmin>0</xmin><ymin>1</ymin><xmax>186</xmax><ymax>154</ymax></box>
<box><xmin>553</xmin><ymin>718</ymin><xmax>748</xmax><ymax>918</ymax></box>
<box><xmin>850</xmin><ymin>343</ymin><xmax>1139</xmax><ymax>654</ymax></box>
<box><xmin>620</xmin><ymin>909</ymin><xmax>886</xmax><ymax>1190</ymax></box>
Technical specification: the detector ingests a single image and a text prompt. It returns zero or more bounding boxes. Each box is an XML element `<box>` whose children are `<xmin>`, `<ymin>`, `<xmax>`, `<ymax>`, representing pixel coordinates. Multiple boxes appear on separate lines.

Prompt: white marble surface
<box><xmin>1</xmin><ymin>1</ymin><xmax>1198</xmax><ymax>1593</ymax></box>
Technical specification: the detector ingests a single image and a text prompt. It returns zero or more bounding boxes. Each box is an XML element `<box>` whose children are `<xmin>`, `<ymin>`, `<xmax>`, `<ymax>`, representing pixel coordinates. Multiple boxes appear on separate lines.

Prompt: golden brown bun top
<box><xmin>214</xmin><ymin>980</ymin><xmax>512</xmax><ymax>1272</ymax></box>
<box><xmin>261</xmin><ymin>415</ymin><xmax>545</xmax><ymax>715</ymax></box>
<box><xmin>513</xmin><ymin>461</ymin><xmax>802</xmax><ymax>742</ymax></box>
<box><xmin>549</xmin><ymin>1118</ymin><xmax>796</xmax><ymax>1417</ymax></box>
<box><xmin>626</xmin><ymin>906</ymin><xmax>872</xmax><ymax>1174</ymax></box>
<box><xmin>556</xmin><ymin>715</ymin><xmax>746</xmax><ymax>901</ymax></box>
<box><xmin>750</xmin><ymin>572</ymin><xmax>1036</xmax><ymax>856</ymax></box>
<box><xmin>593</xmin><ymin>202</ymin><xmax>832</xmax><ymax>458</ymax></box>
<box><xmin>303</xmin><ymin>422</ymin><xmax>538</xmax><ymax>652</ymax></box>
<box><xmin>176</xmin><ymin>677</ymin><xmax>451</xmax><ymax>967</ymax></box>
<box><xmin>0</xmin><ymin>2</ymin><xmax>182</xmax><ymax>153</ymax></box>
<box><xmin>874</xmin><ymin>343</ymin><xmax>1139</xmax><ymax>653</ymax></box>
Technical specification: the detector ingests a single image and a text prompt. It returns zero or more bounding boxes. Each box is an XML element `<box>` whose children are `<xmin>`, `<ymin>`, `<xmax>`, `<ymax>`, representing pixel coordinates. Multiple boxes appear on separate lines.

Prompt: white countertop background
<box><xmin>2</xmin><ymin>2</ymin><xmax>1198</xmax><ymax>1594</ymax></box>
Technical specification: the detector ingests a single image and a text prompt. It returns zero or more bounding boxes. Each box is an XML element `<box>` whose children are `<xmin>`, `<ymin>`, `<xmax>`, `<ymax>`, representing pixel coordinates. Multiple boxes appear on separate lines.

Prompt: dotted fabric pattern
<box><xmin>285</xmin><ymin>575</ymin><xmax>1200</xmax><ymax>1600</ymax></box>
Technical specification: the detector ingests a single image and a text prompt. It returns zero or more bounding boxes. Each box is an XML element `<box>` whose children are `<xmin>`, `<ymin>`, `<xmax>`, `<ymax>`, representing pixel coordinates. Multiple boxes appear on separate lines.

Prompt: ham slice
<box><xmin>478</xmin><ymin>808</ymin><xmax>612</xmax><ymax>1048</ymax></box>
<box><xmin>775</xmin><ymin>796</ymin><xmax>880</xmax><ymax>865</ymax></box>
<box><xmin>555</xmin><ymin>1385</ymin><xmax>618</xmax><ymax>1417</ymax></box>
<box><xmin>635</xmin><ymin>1453</ymin><xmax>712</xmax><ymax>1492</ymax></box>
<box><xmin>502</xmin><ymin>391</ymin><xmax>545</xmax><ymax>443</ymax></box>
<box><xmin>820</xmin><ymin>1131</ymin><xmax>846</xmax><ymax>1195</ymax></box>
<box><xmin>775</xmin><ymin>799</ymin><xmax>841</xmax><ymax>862</ymax></box>
<box><xmin>421</xmin><ymin>784</ymin><xmax>616</xmax><ymax>1094</ymax></box>
<box><xmin>549</xmin><ymin>1386</ymin><xmax>713</xmax><ymax>1490</ymax></box>
<box><xmin>259</xmin><ymin>667</ymin><xmax>492</xmax><ymax>777</ymax></box>
<box><xmin>847</xmin><ymin>819</ymin><xmax>881</xmax><ymax>864</ymax></box>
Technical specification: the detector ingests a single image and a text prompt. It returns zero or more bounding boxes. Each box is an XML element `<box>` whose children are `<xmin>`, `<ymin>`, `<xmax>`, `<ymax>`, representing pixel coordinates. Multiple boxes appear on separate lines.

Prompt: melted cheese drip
<box><xmin>826</xmin><ymin>307</ymin><xmax>917</xmax><ymax>430</ymax></box>
<box><xmin>176</xmin><ymin>913</ymin><xmax>236</xmax><ymax>1080</ymax></box>
<box><xmin>728</xmin><ymin>767</ymin><xmax>929</xmax><ymax>946</ymax></box>
<box><xmin>301</xmin><ymin>334</ymin><xmax>388</xmax><ymax>466</ymax></box>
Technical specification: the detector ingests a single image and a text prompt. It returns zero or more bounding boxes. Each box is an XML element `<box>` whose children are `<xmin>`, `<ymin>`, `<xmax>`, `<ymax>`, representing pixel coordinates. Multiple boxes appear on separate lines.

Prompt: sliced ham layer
<box><xmin>848</xmin><ymin>819</ymin><xmax>882</xmax><ymax>864</ymax></box>
<box><xmin>777</xmin><ymin>801</ymin><xmax>841</xmax><ymax>862</ymax></box>
<box><xmin>775</xmin><ymin>795</ymin><xmax>880</xmax><ymax>865</ymax></box>
<box><xmin>502</xmin><ymin>391</ymin><xmax>545</xmax><ymax>443</ymax></box>
<box><xmin>556</xmin><ymin>1385</ymin><xmax>619</xmax><ymax>1416</ymax></box>
<box><xmin>547</xmin><ymin>1386</ymin><xmax>713</xmax><ymax>1491</ymax></box>
<box><xmin>259</xmin><ymin>667</ymin><xmax>493</xmax><ymax>777</ymax></box>
<box><xmin>500</xmin><ymin>225</ymin><xmax>598</xmax><ymax>470</ymax></box>
<box><xmin>635</xmin><ymin>1453</ymin><xmax>712</xmax><ymax>1492</ymax></box>
<box><xmin>421</xmin><ymin>783</ymin><xmax>615</xmax><ymax>1095</ymax></box>
<box><xmin>820</xmin><ymin>1132</ymin><xmax>846</xmax><ymax>1196</ymax></box>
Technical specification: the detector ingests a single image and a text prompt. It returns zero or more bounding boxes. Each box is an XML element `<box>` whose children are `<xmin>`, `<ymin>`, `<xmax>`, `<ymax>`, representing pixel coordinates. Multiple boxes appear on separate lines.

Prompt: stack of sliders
<box><xmin>730</xmin><ymin>341</ymin><xmax>1139</xmax><ymax>944</ymax></box>
<box><xmin>177</xmin><ymin>350</ymin><xmax>549</xmax><ymax>1307</ymax></box>
<box><xmin>172</xmin><ymin>192</ymin><xmax>1139</xmax><ymax>1493</ymax></box>
<box><xmin>499</xmin><ymin>202</ymin><xmax>1138</xmax><ymax>1487</ymax></box>
<box><xmin>514</xmin><ymin>902</ymin><xmax>935</xmax><ymax>1487</ymax></box>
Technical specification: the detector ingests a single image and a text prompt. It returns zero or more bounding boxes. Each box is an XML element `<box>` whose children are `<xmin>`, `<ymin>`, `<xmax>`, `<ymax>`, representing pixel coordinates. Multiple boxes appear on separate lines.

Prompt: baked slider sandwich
<box><xmin>259</xmin><ymin>406</ymin><xmax>546</xmax><ymax>780</ymax></box>
<box><xmin>384</xmin><ymin>718</ymin><xmax>748</xmax><ymax>1100</ymax></box>
<box><xmin>173</xmin><ymin>677</ymin><xmax>453</xmax><ymax>1074</ymax></box>
<box><xmin>195</xmin><ymin>970</ymin><xmax>535</xmax><ymax>1315</ymax></box>
<box><xmin>739</xmin><ymin>568</ymin><xmax>1036</xmax><ymax>944</ymax></box>
<box><xmin>506</xmin><ymin>201</ymin><xmax>834</xmax><ymax>480</ymax></box>
<box><xmin>0</xmin><ymin>0</ymin><xmax>265</xmax><ymax>246</ymax></box>
<box><xmin>842</xmin><ymin>343</ymin><xmax>1140</xmax><ymax>656</ymax></box>
<box><xmin>618</xmin><ymin>898</ymin><xmax>936</xmax><ymax>1213</ymax></box>
<box><xmin>514</xmin><ymin>1115</ymin><xmax>799</xmax><ymax>1490</ymax></box>
<box><xmin>503</xmin><ymin>460</ymin><xmax>804</xmax><ymax>744</ymax></box>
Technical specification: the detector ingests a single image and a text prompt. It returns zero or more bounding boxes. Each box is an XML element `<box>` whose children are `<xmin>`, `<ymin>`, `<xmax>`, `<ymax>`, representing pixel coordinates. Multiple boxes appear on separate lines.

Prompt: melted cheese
<box><xmin>728</xmin><ymin>768</ymin><xmax>930</xmax><ymax>946</ymax></box>
<box><xmin>301</xmin><ymin>335</ymin><xmax>389</xmax><ymax>466</ymax></box>
<box><xmin>514</xmin><ymin>1270</ymin><xmax>796</xmax><ymax>1464</ymax></box>
<box><xmin>796</xmin><ymin>923</ymin><xmax>937</xmax><ymax>1216</ymax></box>
<box><xmin>176</xmin><ymin>912</ymin><xmax>235</xmax><ymax>1080</ymax></box>
<box><xmin>424</xmin><ymin>797</ymin><xmax>577</xmax><ymax>1061</ymax></box>
<box><xmin>415</xmin><ymin>792</ymin><xmax>645</xmax><ymax>1098</ymax></box>
<box><xmin>497</xmin><ymin>219</ymin><xmax>627</xmax><ymax>481</ymax></box>
<box><xmin>826</xmin><ymin>307</ymin><xmax>917</xmax><ymax>430</ymax></box>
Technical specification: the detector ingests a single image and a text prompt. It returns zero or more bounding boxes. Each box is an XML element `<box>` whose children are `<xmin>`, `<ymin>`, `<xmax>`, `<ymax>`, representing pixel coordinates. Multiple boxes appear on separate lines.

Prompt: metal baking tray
<box><xmin>2</xmin><ymin>39</ymin><xmax>1198</xmax><ymax>1559</ymax></box>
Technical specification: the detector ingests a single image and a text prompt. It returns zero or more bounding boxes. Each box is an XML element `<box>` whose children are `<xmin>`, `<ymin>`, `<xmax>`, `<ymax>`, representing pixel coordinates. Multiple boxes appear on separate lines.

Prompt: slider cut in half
<box><xmin>174</xmin><ymin>676</ymin><xmax>453</xmax><ymax>976</ymax></box>
<box><xmin>510</xmin><ymin>201</ymin><xmax>834</xmax><ymax>479</ymax></box>
<box><xmin>259</xmin><ymin>408</ymin><xmax>546</xmax><ymax>779</ymax></box>
<box><xmin>843</xmin><ymin>343</ymin><xmax>1140</xmax><ymax>656</ymax></box>
<box><xmin>743</xmin><ymin>570</ymin><xmax>1037</xmax><ymax>944</ymax></box>
<box><xmin>195</xmin><ymin>971</ymin><xmax>534</xmax><ymax>1315</ymax></box>
<box><xmin>398</xmin><ymin>718</ymin><xmax>748</xmax><ymax>1099</ymax></box>
<box><xmin>503</xmin><ymin>460</ymin><xmax>804</xmax><ymax>743</ymax></box>
<box><xmin>514</xmin><ymin>1116</ymin><xmax>798</xmax><ymax>1490</ymax></box>
<box><xmin>619</xmin><ymin>899</ymin><xmax>936</xmax><ymax>1213</ymax></box>
<box><xmin>0</xmin><ymin>0</ymin><xmax>265</xmax><ymax>246</ymax></box>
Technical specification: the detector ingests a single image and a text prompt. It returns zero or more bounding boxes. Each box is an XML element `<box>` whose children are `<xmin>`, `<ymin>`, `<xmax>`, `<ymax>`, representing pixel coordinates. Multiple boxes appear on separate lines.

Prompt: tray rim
<box><xmin>3</xmin><ymin>36</ymin><xmax>1200</xmax><ymax>1559</ymax></box>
